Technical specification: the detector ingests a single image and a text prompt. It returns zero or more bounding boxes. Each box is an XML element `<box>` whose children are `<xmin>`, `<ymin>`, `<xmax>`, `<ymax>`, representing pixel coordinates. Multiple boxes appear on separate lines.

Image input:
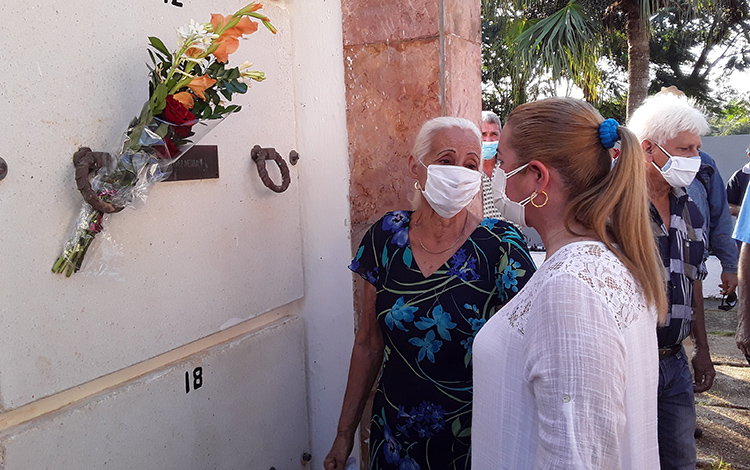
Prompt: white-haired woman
<box><xmin>324</xmin><ymin>117</ymin><xmax>535</xmax><ymax>470</ymax></box>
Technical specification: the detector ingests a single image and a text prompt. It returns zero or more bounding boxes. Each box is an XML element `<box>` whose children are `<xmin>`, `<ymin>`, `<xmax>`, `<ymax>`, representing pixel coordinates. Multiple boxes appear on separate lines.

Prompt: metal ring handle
<box><xmin>73</xmin><ymin>147</ymin><xmax>125</xmax><ymax>213</ymax></box>
<box><xmin>251</xmin><ymin>145</ymin><xmax>291</xmax><ymax>193</ymax></box>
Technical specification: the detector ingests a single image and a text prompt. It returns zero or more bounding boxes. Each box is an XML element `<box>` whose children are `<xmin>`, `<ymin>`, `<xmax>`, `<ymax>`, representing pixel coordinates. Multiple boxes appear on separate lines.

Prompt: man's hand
<box><xmin>692</xmin><ymin>348</ymin><xmax>716</xmax><ymax>393</ymax></box>
<box><xmin>720</xmin><ymin>271</ymin><xmax>738</xmax><ymax>296</ymax></box>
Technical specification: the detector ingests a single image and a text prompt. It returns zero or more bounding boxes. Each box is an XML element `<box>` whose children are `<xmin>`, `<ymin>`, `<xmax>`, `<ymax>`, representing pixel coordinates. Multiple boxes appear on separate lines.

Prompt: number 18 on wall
<box><xmin>185</xmin><ymin>367</ymin><xmax>203</xmax><ymax>394</ymax></box>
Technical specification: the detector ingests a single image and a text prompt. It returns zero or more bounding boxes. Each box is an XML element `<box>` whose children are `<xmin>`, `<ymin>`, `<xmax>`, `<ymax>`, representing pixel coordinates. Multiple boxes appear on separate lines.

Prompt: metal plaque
<box><xmin>164</xmin><ymin>145</ymin><xmax>219</xmax><ymax>181</ymax></box>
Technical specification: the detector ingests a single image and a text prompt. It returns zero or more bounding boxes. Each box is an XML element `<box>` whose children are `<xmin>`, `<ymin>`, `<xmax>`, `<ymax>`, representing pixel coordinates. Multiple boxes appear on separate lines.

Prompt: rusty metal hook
<box><xmin>251</xmin><ymin>145</ymin><xmax>291</xmax><ymax>193</ymax></box>
<box><xmin>73</xmin><ymin>147</ymin><xmax>125</xmax><ymax>213</ymax></box>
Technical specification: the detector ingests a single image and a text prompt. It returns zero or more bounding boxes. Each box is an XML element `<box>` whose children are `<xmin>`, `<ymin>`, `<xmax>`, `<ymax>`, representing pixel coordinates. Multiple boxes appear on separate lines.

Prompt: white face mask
<box><xmin>419</xmin><ymin>162</ymin><xmax>481</xmax><ymax>219</ymax></box>
<box><xmin>652</xmin><ymin>143</ymin><xmax>701</xmax><ymax>188</ymax></box>
<box><xmin>491</xmin><ymin>163</ymin><xmax>534</xmax><ymax>227</ymax></box>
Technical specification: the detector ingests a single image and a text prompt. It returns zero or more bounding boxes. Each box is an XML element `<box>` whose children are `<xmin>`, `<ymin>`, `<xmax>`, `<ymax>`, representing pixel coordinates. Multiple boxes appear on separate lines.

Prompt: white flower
<box><xmin>176</xmin><ymin>19</ymin><xmax>218</xmax><ymax>54</ymax></box>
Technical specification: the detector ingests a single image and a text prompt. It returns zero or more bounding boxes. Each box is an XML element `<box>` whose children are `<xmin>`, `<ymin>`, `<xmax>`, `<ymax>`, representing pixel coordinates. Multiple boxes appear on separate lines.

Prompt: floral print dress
<box><xmin>350</xmin><ymin>211</ymin><xmax>535</xmax><ymax>470</ymax></box>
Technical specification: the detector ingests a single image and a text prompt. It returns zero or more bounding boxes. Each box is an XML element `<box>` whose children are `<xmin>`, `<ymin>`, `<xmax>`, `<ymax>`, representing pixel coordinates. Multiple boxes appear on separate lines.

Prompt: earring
<box><xmin>530</xmin><ymin>191</ymin><xmax>548</xmax><ymax>208</ymax></box>
<box><xmin>415</xmin><ymin>181</ymin><xmax>422</xmax><ymax>191</ymax></box>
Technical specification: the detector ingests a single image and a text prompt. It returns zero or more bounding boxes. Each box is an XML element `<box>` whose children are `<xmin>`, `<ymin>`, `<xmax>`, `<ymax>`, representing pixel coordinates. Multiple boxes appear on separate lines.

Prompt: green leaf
<box><xmin>147</xmin><ymin>49</ymin><xmax>157</xmax><ymax>66</ymax></box>
<box><xmin>457</xmin><ymin>428</ymin><xmax>471</xmax><ymax>438</ymax></box>
<box><xmin>148</xmin><ymin>36</ymin><xmax>171</xmax><ymax>57</ymax></box>
<box><xmin>381</xmin><ymin>245</ymin><xmax>388</xmax><ymax>267</ymax></box>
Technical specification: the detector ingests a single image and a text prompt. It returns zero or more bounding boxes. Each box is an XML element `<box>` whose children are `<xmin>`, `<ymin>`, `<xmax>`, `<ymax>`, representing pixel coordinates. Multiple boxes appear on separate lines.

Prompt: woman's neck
<box><xmin>412</xmin><ymin>207</ymin><xmax>471</xmax><ymax>239</ymax></box>
<box><xmin>538</xmin><ymin>222</ymin><xmax>599</xmax><ymax>260</ymax></box>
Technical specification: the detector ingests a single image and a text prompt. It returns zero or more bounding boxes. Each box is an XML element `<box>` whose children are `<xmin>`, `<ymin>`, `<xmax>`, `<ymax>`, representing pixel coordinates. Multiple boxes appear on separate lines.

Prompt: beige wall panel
<box><xmin>0</xmin><ymin>315</ymin><xmax>308</xmax><ymax>470</ymax></box>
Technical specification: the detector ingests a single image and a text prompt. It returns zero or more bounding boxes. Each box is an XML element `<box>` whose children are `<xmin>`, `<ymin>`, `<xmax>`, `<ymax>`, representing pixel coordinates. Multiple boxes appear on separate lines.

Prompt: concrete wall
<box><xmin>0</xmin><ymin>1</ymin><xmax>353</xmax><ymax>468</ymax></box>
<box><xmin>701</xmin><ymin>134</ymin><xmax>750</xmax><ymax>183</ymax></box>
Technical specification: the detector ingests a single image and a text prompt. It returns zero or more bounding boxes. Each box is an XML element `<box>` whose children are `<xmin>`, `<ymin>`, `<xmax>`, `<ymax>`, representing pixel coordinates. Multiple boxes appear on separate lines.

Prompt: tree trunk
<box><xmin>624</xmin><ymin>0</ymin><xmax>650</xmax><ymax>120</ymax></box>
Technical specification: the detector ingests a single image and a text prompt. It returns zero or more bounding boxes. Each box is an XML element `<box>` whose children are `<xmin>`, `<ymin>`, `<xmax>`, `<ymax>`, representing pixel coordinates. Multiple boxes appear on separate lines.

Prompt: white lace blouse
<box><xmin>472</xmin><ymin>241</ymin><xmax>659</xmax><ymax>470</ymax></box>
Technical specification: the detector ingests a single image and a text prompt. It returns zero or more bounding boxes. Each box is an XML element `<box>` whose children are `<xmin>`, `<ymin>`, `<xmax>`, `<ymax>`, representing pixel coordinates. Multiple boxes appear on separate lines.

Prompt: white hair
<box><xmin>481</xmin><ymin>110</ymin><xmax>501</xmax><ymax>128</ymax></box>
<box><xmin>411</xmin><ymin>117</ymin><xmax>481</xmax><ymax>161</ymax></box>
<box><xmin>627</xmin><ymin>93</ymin><xmax>710</xmax><ymax>145</ymax></box>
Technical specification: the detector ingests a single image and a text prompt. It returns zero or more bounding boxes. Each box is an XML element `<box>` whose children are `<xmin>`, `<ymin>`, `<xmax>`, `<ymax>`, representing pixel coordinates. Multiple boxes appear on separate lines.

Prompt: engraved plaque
<box><xmin>164</xmin><ymin>145</ymin><xmax>219</xmax><ymax>181</ymax></box>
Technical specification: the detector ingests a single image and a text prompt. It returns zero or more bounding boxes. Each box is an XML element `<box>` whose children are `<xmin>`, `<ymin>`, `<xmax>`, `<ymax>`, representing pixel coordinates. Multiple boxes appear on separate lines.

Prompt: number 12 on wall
<box><xmin>185</xmin><ymin>367</ymin><xmax>203</xmax><ymax>393</ymax></box>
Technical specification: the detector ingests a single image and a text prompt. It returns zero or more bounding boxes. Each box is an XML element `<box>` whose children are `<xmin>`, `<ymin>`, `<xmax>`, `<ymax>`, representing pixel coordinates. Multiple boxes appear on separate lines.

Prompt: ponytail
<box><xmin>565</xmin><ymin>126</ymin><xmax>667</xmax><ymax>322</ymax></box>
<box><xmin>506</xmin><ymin>98</ymin><xmax>667</xmax><ymax>321</ymax></box>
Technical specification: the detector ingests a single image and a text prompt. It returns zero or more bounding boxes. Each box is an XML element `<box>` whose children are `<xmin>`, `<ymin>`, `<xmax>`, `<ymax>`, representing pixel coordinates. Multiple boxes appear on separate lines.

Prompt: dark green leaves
<box><xmin>148</xmin><ymin>36</ymin><xmax>171</xmax><ymax>58</ymax></box>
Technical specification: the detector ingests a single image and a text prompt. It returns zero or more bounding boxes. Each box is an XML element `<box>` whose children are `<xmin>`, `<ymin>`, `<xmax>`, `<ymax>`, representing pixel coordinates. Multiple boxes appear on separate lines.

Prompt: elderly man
<box><xmin>480</xmin><ymin>111</ymin><xmax>502</xmax><ymax>219</ymax></box>
<box><xmin>629</xmin><ymin>92</ymin><xmax>715</xmax><ymax>470</ymax></box>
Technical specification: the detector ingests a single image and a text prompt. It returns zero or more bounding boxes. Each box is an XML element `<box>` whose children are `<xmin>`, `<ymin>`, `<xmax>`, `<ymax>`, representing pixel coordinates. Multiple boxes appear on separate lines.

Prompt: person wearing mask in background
<box><xmin>658</xmin><ymin>89</ymin><xmax>738</xmax><ymax>315</ymax></box>
<box><xmin>726</xmin><ymin>144</ymin><xmax>750</xmax><ymax>217</ymax></box>
<box><xmin>481</xmin><ymin>111</ymin><xmax>502</xmax><ymax>219</ymax></box>
<box><xmin>472</xmin><ymin>97</ymin><xmax>665</xmax><ymax>469</ymax></box>
<box><xmin>324</xmin><ymin>117</ymin><xmax>535</xmax><ymax>470</ymax></box>
<box><xmin>629</xmin><ymin>92</ymin><xmax>714</xmax><ymax>470</ymax></box>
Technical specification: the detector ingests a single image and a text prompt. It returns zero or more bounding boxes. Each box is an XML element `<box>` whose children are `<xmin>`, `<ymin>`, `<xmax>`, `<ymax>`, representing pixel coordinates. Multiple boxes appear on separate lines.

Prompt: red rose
<box><xmin>159</xmin><ymin>95</ymin><xmax>195</xmax><ymax>138</ymax></box>
<box><xmin>154</xmin><ymin>137</ymin><xmax>180</xmax><ymax>159</ymax></box>
<box><xmin>160</xmin><ymin>95</ymin><xmax>195</xmax><ymax>125</ymax></box>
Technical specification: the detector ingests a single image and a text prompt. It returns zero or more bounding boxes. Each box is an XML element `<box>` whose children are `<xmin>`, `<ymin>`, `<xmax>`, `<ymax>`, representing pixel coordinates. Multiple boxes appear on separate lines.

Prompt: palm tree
<box><xmin>497</xmin><ymin>0</ymin><xmax>735</xmax><ymax>118</ymax></box>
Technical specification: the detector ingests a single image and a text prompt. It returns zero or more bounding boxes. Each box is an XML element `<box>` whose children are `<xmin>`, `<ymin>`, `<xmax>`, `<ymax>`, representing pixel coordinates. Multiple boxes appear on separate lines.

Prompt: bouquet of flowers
<box><xmin>52</xmin><ymin>3</ymin><xmax>276</xmax><ymax>276</ymax></box>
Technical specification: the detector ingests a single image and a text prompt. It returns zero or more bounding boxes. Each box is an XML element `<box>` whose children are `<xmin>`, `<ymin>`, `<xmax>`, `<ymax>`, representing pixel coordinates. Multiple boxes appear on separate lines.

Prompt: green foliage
<box><xmin>648</xmin><ymin>0</ymin><xmax>750</xmax><ymax>109</ymax></box>
<box><xmin>482</xmin><ymin>0</ymin><xmax>750</xmax><ymax>121</ymax></box>
<box><xmin>594</xmin><ymin>93</ymin><xmax>628</xmax><ymax>124</ymax></box>
<box><xmin>188</xmin><ymin>62</ymin><xmax>248</xmax><ymax>120</ymax></box>
<box><xmin>710</xmin><ymin>458</ymin><xmax>734</xmax><ymax>469</ymax></box>
<box><xmin>516</xmin><ymin>1</ymin><xmax>602</xmax><ymax>100</ymax></box>
<box><xmin>709</xmin><ymin>98</ymin><xmax>750</xmax><ymax>135</ymax></box>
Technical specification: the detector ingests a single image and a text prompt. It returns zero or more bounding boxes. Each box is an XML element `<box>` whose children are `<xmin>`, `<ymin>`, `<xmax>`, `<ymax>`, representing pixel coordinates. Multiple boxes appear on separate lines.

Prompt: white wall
<box><xmin>0</xmin><ymin>0</ymin><xmax>354</xmax><ymax>467</ymax></box>
<box><xmin>702</xmin><ymin>134</ymin><xmax>750</xmax><ymax>183</ymax></box>
<box><xmin>1</xmin><ymin>0</ymin><xmax>302</xmax><ymax>410</ymax></box>
<box><xmin>290</xmin><ymin>2</ymin><xmax>356</xmax><ymax>467</ymax></box>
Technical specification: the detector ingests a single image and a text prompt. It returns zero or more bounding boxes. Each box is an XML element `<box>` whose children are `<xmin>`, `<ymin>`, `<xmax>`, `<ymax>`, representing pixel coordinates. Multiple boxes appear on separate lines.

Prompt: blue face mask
<box><xmin>482</xmin><ymin>141</ymin><xmax>499</xmax><ymax>161</ymax></box>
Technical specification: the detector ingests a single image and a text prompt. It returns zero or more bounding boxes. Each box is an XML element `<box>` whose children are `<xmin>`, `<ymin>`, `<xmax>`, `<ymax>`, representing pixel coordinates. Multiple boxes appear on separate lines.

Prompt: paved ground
<box><xmin>688</xmin><ymin>298</ymin><xmax>750</xmax><ymax>469</ymax></box>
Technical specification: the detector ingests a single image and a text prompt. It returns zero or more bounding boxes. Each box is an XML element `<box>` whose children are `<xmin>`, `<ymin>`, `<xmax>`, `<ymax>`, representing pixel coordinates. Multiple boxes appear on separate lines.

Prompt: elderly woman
<box><xmin>471</xmin><ymin>98</ymin><xmax>667</xmax><ymax>469</ymax></box>
<box><xmin>324</xmin><ymin>117</ymin><xmax>535</xmax><ymax>470</ymax></box>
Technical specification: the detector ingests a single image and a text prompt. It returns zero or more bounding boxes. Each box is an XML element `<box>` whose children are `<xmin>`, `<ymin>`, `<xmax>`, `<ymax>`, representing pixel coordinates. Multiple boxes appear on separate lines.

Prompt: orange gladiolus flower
<box><xmin>172</xmin><ymin>91</ymin><xmax>195</xmax><ymax>109</ymax></box>
<box><xmin>188</xmin><ymin>75</ymin><xmax>217</xmax><ymax>100</ymax></box>
<box><xmin>210</xmin><ymin>14</ymin><xmax>259</xmax><ymax>62</ymax></box>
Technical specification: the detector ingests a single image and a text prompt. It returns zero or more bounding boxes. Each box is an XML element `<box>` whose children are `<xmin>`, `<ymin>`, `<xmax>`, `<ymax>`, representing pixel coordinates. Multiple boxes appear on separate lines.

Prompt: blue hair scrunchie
<box><xmin>599</xmin><ymin>118</ymin><xmax>620</xmax><ymax>149</ymax></box>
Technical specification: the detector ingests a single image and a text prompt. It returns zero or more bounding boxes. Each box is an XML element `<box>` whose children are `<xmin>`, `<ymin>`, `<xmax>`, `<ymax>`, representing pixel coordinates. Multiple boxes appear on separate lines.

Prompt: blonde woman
<box><xmin>472</xmin><ymin>98</ymin><xmax>666</xmax><ymax>469</ymax></box>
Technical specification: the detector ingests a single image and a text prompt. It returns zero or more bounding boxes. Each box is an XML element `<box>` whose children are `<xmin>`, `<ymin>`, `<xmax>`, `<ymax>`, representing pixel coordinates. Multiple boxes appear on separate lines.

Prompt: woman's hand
<box><xmin>325</xmin><ymin>281</ymin><xmax>383</xmax><ymax>470</ymax></box>
<box><xmin>323</xmin><ymin>433</ymin><xmax>354</xmax><ymax>470</ymax></box>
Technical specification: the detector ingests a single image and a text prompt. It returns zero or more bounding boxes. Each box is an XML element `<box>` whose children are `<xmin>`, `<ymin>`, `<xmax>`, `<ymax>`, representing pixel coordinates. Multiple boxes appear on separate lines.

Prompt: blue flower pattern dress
<box><xmin>350</xmin><ymin>211</ymin><xmax>535</xmax><ymax>470</ymax></box>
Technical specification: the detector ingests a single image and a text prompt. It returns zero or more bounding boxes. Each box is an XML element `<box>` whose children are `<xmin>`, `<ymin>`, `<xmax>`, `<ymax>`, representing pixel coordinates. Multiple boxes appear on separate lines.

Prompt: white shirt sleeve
<box><xmin>523</xmin><ymin>273</ymin><xmax>627</xmax><ymax>470</ymax></box>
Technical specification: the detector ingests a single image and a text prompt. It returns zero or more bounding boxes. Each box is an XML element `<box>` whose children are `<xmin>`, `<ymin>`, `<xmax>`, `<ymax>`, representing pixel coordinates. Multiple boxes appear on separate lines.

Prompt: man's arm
<box><xmin>702</xmin><ymin>155</ymin><xmax>738</xmax><ymax>292</ymax></box>
<box><xmin>730</xmin><ymin>203</ymin><xmax>742</xmax><ymax>217</ymax></box>
<box><xmin>737</xmin><ymin>243</ymin><xmax>750</xmax><ymax>356</ymax></box>
<box><xmin>692</xmin><ymin>280</ymin><xmax>716</xmax><ymax>393</ymax></box>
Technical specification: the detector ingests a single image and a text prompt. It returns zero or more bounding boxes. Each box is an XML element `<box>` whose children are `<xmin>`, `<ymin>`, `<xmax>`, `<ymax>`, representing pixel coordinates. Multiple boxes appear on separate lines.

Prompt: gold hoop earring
<box><xmin>530</xmin><ymin>191</ymin><xmax>548</xmax><ymax>208</ymax></box>
<box><xmin>415</xmin><ymin>181</ymin><xmax>422</xmax><ymax>191</ymax></box>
